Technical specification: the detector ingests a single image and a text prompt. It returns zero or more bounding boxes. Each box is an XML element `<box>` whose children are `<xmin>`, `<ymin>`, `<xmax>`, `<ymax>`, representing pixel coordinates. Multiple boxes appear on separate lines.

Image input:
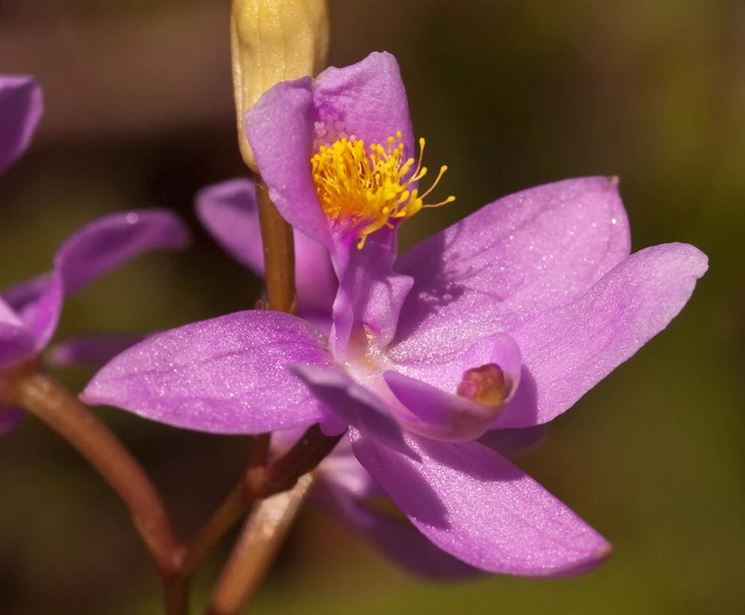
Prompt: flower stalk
<box><xmin>206</xmin><ymin>2</ymin><xmax>334</xmax><ymax>607</ymax></box>
<box><xmin>7</xmin><ymin>372</ymin><xmax>186</xmax><ymax>611</ymax></box>
<box><xmin>181</xmin><ymin>425</ymin><xmax>342</xmax><ymax>597</ymax></box>
<box><xmin>179</xmin><ymin>434</ymin><xmax>269</xmax><ymax>576</ymax></box>
<box><xmin>207</xmin><ymin>474</ymin><xmax>314</xmax><ymax>615</ymax></box>
<box><xmin>204</xmin><ymin>427</ymin><xmax>341</xmax><ymax>611</ymax></box>
<box><xmin>255</xmin><ymin>177</ymin><xmax>296</xmax><ymax>313</ymax></box>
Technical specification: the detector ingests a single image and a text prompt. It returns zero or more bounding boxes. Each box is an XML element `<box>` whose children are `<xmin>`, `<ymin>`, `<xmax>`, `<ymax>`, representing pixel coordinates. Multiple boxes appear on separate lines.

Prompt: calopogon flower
<box><xmin>0</xmin><ymin>74</ymin><xmax>42</xmax><ymax>174</ymax></box>
<box><xmin>83</xmin><ymin>52</ymin><xmax>708</xmax><ymax>577</ymax></box>
<box><xmin>0</xmin><ymin>210</ymin><xmax>190</xmax><ymax>433</ymax></box>
<box><xmin>196</xmin><ymin>176</ymin><xmax>544</xmax><ymax>578</ymax></box>
<box><xmin>0</xmin><ymin>75</ymin><xmax>190</xmax><ymax>432</ymax></box>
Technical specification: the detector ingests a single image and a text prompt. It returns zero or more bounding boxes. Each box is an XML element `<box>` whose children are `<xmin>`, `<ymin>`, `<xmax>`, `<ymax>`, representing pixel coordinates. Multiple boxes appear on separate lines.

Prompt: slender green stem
<box><xmin>8</xmin><ymin>372</ymin><xmax>187</xmax><ymax>613</ymax></box>
<box><xmin>255</xmin><ymin>178</ymin><xmax>296</xmax><ymax>313</ymax></box>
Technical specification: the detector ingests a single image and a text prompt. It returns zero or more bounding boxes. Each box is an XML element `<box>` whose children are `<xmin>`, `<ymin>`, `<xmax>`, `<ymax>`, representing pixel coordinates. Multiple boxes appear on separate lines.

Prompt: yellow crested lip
<box><xmin>310</xmin><ymin>131</ymin><xmax>455</xmax><ymax>248</ymax></box>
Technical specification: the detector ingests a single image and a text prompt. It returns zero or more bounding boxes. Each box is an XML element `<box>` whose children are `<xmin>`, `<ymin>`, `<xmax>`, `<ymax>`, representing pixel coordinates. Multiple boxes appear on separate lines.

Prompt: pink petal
<box><xmin>196</xmin><ymin>179</ymin><xmax>264</xmax><ymax>273</ymax></box>
<box><xmin>47</xmin><ymin>333</ymin><xmax>146</xmax><ymax>368</ymax></box>
<box><xmin>25</xmin><ymin>210</ymin><xmax>190</xmax><ymax>349</ymax></box>
<box><xmin>316</xmin><ymin>437</ymin><xmax>381</xmax><ymax>499</ymax></box>
<box><xmin>314</xmin><ymin>51</ymin><xmax>414</xmax><ymax>157</ymax></box>
<box><xmin>384</xmin><ymin>371</ymin><xmax>503</xmax><ymax>443</ymax></box>
<box><xmin>383</xmin><ymin>332</ymin><xmax>522</xmax><ymax>441</ymax></box>
<box><xmin>54</xmin><ymin>210</ymin><xmax>190</xmax><ymax>295</ymax></box>
<box><xmin>291</xmin><ymin>363</ymin><xmax>412</xmax><ymax>456</ymax></box>
<box><xmin>496</xmin><ymin>243</ymin><xmax>708</xmax><ymax>428</ymax></box>
<box><xmin>82</xmin><ymin>311</ymin><xmax>331</xmax><ymax>434</ymax></box>
<box><xmin>0</xmin><ymin>407</ymin><xmax>24</xmax><ymax>436</ymax></box>
<box><xmin>196</xmin><ymin>178</ymin><xmax>336</xmax><ymax>317</ymax></box>
<box><xmin>350</xmin><ymin>429</ymin><xmax>611</xmax><ymax>577</ymax></box>
<box><xmin>0</xmin><ymin>75</ymin><xmax>42</xmax><ymax>174</ymax></box>
<box><xmin>391</xmin><ymin>177</ymin><xmax>631</xmax><ymax>358</ymax></box>
<box><xmin>330</xmin><ymin>230</ymin><xmax>413</xmax><ymax>354</ymax></box>
<box><xmin>295</xmin><ymin>232</ymin><xmax>337</xmax><ymax>320</ymax></box>
<box><xmin>316</xmin><ymin>450</ymin><xmax>478</xmax><ymax>579</ymax></box>
<box><xmin>245</xmin><ymin>52</ymin><xmax>415</xmax><ymax>250</ymax></box>
<box><xmin>390</xmin><ymin>331</ymin><xmax>522</xmax><ymax>402</ymax></box>
<box><xmin>245</xmin><ymin>78</ymin><xmax>329</xmax><ymax>247</ymax></box>
<box><xmin>1</xmin><ymin>274</ymin><xmax>50</xmax><ymax>313</ymax></box>
<box><xmin>0</xmin><ymin>298</ymin><xmax>34</xmax><ymax>368</ymax></box>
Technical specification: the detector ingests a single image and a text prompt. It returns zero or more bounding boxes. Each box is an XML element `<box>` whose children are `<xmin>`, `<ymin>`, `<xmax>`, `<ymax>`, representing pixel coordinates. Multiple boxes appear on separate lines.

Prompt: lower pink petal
<box><xmin>350</xmin><ymin>429</ymin><xmax>611</xmax><ymax>577</ymax></box>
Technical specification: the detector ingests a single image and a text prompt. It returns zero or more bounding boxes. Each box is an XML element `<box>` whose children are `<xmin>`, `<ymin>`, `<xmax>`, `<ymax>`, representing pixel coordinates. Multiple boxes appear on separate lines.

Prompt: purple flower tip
<box><xmin>0</xmin><ymin>74</ymin><xmax>43</xmax><ymax>174</ymax></box>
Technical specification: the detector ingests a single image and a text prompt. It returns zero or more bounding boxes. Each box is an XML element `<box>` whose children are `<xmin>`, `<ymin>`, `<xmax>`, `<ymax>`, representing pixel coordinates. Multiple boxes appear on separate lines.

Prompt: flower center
<box><xmin>310</xmin><ymin>131</ymin><xmax>455</xmax><ymax>248</ymax></box>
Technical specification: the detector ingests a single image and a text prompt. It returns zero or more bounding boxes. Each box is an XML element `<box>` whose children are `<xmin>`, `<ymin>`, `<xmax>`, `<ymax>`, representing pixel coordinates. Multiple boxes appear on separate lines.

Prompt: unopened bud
<box><xmin>231</xmin><ymin>0</ymin><xmax>330</xmax><ymax>171</ymax></box>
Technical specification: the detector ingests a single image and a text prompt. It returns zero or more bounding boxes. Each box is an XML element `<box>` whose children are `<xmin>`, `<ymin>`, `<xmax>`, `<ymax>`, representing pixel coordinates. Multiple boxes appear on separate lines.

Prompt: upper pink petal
<box><xmin>391</xmin><ymin>177</ymin><xmax>631</xmax><ymax>357</ymax></box>
<box><xmin>245</xmin><ymin>52</ymin><xmax>415</xmax><ymax>250</ymax></box>
<box><xmin>23</xmin><ymin>210</ymin><xmax>190</xmax><ymax>350</ymax></box>
<box><xmin>82</xmin><ymin>311</ymin><xmax>331</xmax><ymax>434</ymax></box>
<box><xmin>196</xmin><ymin>178</ymin><xmax>336</xmax><ymax>318</ymax></box>
<box><xmin>245</xmin><ymin>78</ymin><xmax>328</xmax><ymax>247</ymax></box>
<box><xmin>314</xmin><ymin>51</ymin><xmax>414</xmax><ymax>156</ymax></box>
<box><xmin>350</xmin><ymin>429</ymin><xmax>611</xmax><ymax>576</ymax></box>
<box><xmin>196</xmin><ymin>179</ymin><xmax>264</xmax><ymax>274</ymax></box>
<box><xmin>496</xmin><ymin>242</ymin><xmax>708</xmax><ymax>428</ymax></box>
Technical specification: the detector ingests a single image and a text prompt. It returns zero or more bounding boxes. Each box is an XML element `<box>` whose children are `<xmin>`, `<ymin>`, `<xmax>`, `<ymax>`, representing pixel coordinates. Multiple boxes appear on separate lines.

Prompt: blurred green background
<box><xmin>1</xmin><ymin>0</ymin><xmax>743</xmax><ymax>613</ymax></box>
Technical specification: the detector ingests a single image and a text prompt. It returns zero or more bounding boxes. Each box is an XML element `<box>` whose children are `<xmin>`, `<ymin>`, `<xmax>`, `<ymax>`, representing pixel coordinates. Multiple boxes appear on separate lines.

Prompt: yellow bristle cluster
<box><xmin>310</xmin><ymin>131</ymin><xmax>455</xmax><ymax>248</ymax></box>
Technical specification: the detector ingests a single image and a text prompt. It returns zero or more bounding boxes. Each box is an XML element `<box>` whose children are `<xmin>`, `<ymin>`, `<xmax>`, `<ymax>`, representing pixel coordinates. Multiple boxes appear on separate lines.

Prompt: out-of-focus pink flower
<box><xmin>0</xmin><ymin>75</ymin><xmax>190</xmax><ymax>432</ymax></box>
<box><xmin>0</xmin><ymin>75</ymin><xmax>42</xmax><ymax>175</ymax></box>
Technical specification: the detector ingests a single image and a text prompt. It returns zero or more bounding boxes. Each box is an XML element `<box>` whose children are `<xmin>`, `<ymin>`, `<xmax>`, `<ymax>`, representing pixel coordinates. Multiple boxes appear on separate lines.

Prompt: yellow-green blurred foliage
<box><xmin>0</xmin><ymin>1</ymin><xmax>743</xmax><ymax>613</ymax></box>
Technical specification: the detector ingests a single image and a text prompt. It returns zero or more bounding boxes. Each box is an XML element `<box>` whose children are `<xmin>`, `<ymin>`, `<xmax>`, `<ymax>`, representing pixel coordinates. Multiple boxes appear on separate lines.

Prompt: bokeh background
<box><xmin>1</xmin><ymin>0</ymin><xmax>743</xmax><ymax>613</ymax></box>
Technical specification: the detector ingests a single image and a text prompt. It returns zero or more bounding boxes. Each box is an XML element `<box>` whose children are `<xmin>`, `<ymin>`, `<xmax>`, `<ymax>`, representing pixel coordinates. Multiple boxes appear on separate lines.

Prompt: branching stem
<box><xmin>8</xmin><ymin>372</ymin><xmax>187</xmax><ymax>614</ymax></box>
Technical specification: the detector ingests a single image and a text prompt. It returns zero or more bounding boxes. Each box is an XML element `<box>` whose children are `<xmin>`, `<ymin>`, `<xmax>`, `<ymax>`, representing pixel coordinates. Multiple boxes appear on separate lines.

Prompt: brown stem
<box><xmin>180</xmin><ymin>434</ymin><xmax>267</xmax><ymax>576</ymax></box>
<box><xmin>8</xmin><ymin>372</ymin><xmax>187</xmax><ymax>611</ymax></box>
<box><xmin>250</xmin><ymin>425</ymin><xmax>343</xmax><ymax>498</ymax></box>
<box><xmin>181</xmin><ymin>428</ymin><xmax>338</xmax><ymax>576</ymax></box>
<box><xmin>211</xmin><ymin>426</ymin><xmax>341</xmax><ymax>613</ymax></box>
<box><xmin>163</xmin><ymin>573</ymin><xmax>191</xmax><ymax>615</ymax></box>
<box><xmin>249</xmin><ymin>433</ymin><xmax>271</xmax><ymax>467</ymax></box>
<box><xmin>180</xmin><ymin>480</ymin><xmax>251</xmax><ymax>576</ymax></box>
<box><xmin>207</xmin><ymin>475</ymin><xmax>314</xmax><ymax>615</ymax></box>
<box><xmin>255</xmin><ymin>178</ymin><xmax>296</xmax><ymax>313</ymax></box>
